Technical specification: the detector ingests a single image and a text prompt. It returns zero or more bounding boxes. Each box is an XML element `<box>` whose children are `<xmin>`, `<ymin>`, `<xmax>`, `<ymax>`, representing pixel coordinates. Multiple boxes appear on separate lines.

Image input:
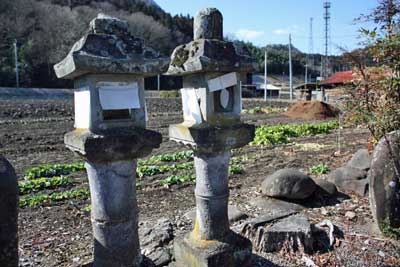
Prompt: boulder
<box><xmin>0</xmin><ymin>156</ymin><xmax>18</xmax><ymax>267</ymax></box>
<box><xmin>347</xmin><ymin>149</ymin><xmax>371</xmax><ymax>171</ymax></box>
<box><xmin>261</xmin><ymin>168</ymin><xmax>316</xmax><ymax>200</ymax></box>
<box><xmin>327</xmin><ymin>166</ymin><xmax>369</xmax><ymax>196</ymax></box>
<box><xmin>327</xmin><ymin>166</ymin><xmax>368</xmax><ymax>183</ymax></box>
<box><xmin>369</xmin><ymin>131</ymin><xmax>400</xmax><ymax>231</ymax></box>
<box><xmin>313</xmin><ymin>179</ymin><xmax>338</xmax><ymax>196</ymax></box>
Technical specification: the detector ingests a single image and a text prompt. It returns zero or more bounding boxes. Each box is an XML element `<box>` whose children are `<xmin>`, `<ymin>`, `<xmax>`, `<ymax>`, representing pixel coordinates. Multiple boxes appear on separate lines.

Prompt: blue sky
<box><xmin>156</xmin><ymin>0</ymin><xmax>379</xmax><ymax>55</ymax></box>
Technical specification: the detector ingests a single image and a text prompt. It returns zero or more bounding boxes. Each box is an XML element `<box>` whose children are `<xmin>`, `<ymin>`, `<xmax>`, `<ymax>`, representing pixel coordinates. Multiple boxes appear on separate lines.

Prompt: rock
<box><xmin>345</xmin><ymin>211</ymin><xmax>356</xmax><ymax>220</ymax></box>
<box><xmin>0</xmin><ymin>156</ymin><xmax>18</xmax><ymax>267</ymax></box>
<box><xmin>251</xmin><ymin>197</ymin><xmax>305</xmax><ymax>217</ymax></box>
<box><xmin>139</xmin><ymin>218</ymin><xmax>174</xmax><ymax>267</ymax></box>
<box><xmin>328</xmin><ymin>166</ymin><xmax>368</xmax><ymax>183</ymax></box>
<box><xmin>313</xmin><ymin>179</ymin><xmax>338</xmax><ymax>196</ymax></box>
<box><xmin>242</xmin><ymin>214</ymin><xmax>313</xmax><ymax>253</ymax></box>
<box><xmin>327</xmin><ymin>166</ymin><xmax>369</xmax><ymax>196</ymax></box>
<box><xmin>369</xmin><ymin>130</ymin><xmax>400</xmax><ymax>231</ymax></box>
<box><xmin>347</xmin><ymin>149</ymin><xmax>371</xmax><ymax>171</ymax></box>
<box><xmin>184</xmin><ymin>205</ymin><xmax>248</xmax><ymax>224</ymax></box>
<box><xmin>261</xmin><ymin>168</ymin><xmax>316</xmax><ymax>200</ymax></box>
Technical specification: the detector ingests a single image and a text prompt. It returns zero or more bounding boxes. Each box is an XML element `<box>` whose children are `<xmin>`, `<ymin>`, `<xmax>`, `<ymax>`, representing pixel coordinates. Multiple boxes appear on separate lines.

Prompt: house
<box><xmin>320</xmin><ymin>71</ymin><xmax>353</xmax><ymax>88</ymax></box>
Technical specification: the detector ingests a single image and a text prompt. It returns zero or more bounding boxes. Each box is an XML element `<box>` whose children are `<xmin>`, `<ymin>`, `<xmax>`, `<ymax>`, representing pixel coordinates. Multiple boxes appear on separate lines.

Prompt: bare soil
<box><xmin>1</xmin><ymin>98</ymin><xmax>399</xmax><ymax>267</ymax></box>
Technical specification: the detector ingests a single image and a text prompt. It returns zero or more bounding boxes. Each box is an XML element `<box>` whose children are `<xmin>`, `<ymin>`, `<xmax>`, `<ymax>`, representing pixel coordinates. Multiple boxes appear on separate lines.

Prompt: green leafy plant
<box><xmin>229</xmin><ymin>165</ymin><xmax>245</xmax><ymax>175</ymax></box>
<box><xmin>138</xmin><ymin>150</ymin><xmax>193</xmax><ymax>165</ymax></box>
<box><xmin>251</xmin><ymin>121</ymin><xmax>339</xmax><ymax>146</ymax></box>
<box><xmin>19</xmin><ymin>188</ymin><xmax>90</xmax><ymax>208</ymax></box>
<box><xmin>24</xmin><ymin>162</ymin><xmax>85</xmax><ymax>180</ymax></box>
<box><xmin>160</xmin><ymin>173</ymin><xmax>196</xmax><ymax>186</ymax></box>
<box><xmin>381</xmin><ymin>219</ymin><xmax>400</xmax><ymax>240</ymax></box>
<box><xmin>137</xmin><ymin>162</ymin><xmax>194</xmax><ymax>177</ymax></box>
<box><xmin>18</xmin><ymin>176</ymin><xmax>74</xmax><ymax>195</ymax></box>
<box><xmin>310</xmin><ymin>164</ymin><xmax>330</xmax><ymax>175</ymax></box>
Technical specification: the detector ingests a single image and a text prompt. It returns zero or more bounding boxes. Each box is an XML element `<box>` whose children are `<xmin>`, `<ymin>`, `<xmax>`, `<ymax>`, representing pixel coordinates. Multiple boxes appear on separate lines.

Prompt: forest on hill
<box><xmin>0</xmin><ymin>0</ymin><xmax>348</xmax><ymax>88</ymax></box>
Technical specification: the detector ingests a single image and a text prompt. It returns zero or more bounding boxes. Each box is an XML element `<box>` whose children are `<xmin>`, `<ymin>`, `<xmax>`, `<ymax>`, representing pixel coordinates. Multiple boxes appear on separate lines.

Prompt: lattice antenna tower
<box><xmin>323</xmin><ymin>1</ymin><xmax>331</xmax><ymax>78</ymax></box>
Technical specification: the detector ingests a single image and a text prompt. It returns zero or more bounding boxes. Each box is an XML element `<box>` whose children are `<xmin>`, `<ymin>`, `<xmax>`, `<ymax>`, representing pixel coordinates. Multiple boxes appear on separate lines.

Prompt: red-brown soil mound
<box><xmin>285</xmin><ymin>101</ymin><xmax>339</xmax><ymax>120</ymax></box>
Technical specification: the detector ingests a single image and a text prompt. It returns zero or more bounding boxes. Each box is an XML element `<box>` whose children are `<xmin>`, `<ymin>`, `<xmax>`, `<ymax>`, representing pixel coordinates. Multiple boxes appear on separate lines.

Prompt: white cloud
<box><xmin>272</xmin><ymin>25</ymin><xmax>300</xmax><ymax>36</ymax></box>
<box><xmin>272</xmin><ymin>28</ymin><xmax>289</xmax><ymax>35</ymax></box>
<box><xmin>236</xmin><ymin>29</ymin><xmax>265</xmax><ymax>40</ymax></box>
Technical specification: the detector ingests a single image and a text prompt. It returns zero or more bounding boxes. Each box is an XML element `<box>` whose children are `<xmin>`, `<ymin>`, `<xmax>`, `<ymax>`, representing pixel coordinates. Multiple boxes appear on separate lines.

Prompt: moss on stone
<box><xmin>171</xmin><ymin>46</ymin><xmax>189</xmax><ymax>67</ymax></box>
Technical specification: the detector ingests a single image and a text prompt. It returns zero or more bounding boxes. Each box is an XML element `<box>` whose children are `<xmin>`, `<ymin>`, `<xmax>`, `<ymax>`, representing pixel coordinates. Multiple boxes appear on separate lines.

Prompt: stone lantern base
<box><xmin>174</xmin><ymin>230</ymin><xmax>252</xmax><ymax>267</ymax></box>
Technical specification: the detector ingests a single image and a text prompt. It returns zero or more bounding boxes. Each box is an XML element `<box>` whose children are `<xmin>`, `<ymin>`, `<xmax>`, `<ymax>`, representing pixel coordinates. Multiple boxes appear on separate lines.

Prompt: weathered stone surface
<box><xmin>339</xmin><ymin>178</ymin><xmax>369</xmax><ymax>196</ymax></box>
<box><xmin>167</xmin><ymin>39</ymin><xmax>256</xmax><ymax>75</ymax></box>
<box><xmin>242</xmin><ymin>214</ymin><xmax>313</xmax><ymax>253</ymax></box>
<box><xmin>0</xmin><ymin>156</ymin><xmax>18</xmax><ymax>267</ymax></box>
<box><xmin>87</xmin><ymin>160</ymin><xmax>141</xmax><ymax>267</ymax></box>
<box><xmin>184</xmin><ymin>205</ymin><xmax>248</xmax><ymax>224</ymax></box>
<box><xmin>347</xmin><ymin>149</ymin><xmax>371</xmax><ymax>171</ymax></box>
<box><xmin>313</xmin><ymin>179</ymin><xmax>338</xmax><ymax>196</ymax></box>
<box><xmin>169</xmin><ymin>123</ymin><xmax>255</xmax><ymax>153</ymax></box>
<box><xmin>174</xmin><ymin>231</ymin><xmax>252</xmax><ymax>267</ymax></box>
<box><xmin>140</xmin><ymin>218</ymin><xmax>174</xmax><ymax>267</ymax></box>
<box><xmin>369</xmin><ymin>130</ymin><xmax>400</xmax><ymax>230</ymax></box>
<box><xmin>194</xmin><ymin>8</ymin><xmax>223</xmax><ymax>40</ymax></box>
<box><xmin>54</xmin><ymin>14</ymin><xmax>169</xmax><ymax>79</ymax></box>
<box><xmin>166</xmin><ymin>8</ymin><xmax>256</xmax><ymax>75</ymax></box>
<box><xmin>327</xmin><ymin>166</ymin><xmax>369</xmax><ymax>196</ymax></box>
<box><xmin>65</xmin><ymin>128</ymin><xmax>162</xmax><ymax>163</ymax></box>
<box><xmin>261</xmin><ymin>169</ymin><xmax>317</xmax><ymax>200</ymax></box>
<box><xmin>251</xmin><ymin>197</ymin><xmax>305</xmax><ymax>216</ymax></box>
<box><xmin>327</xmin><ymin>166</ymin><xmax>368</xmax><ymax>183</ymax></box>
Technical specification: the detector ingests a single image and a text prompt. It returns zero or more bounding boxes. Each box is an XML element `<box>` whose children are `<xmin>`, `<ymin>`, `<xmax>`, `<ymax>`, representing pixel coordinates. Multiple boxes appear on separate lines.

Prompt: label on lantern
<box><xmin>207</xmin><ymin>72</ymin><xmax>237</xmax><ymax>92</ymax></box>
<box><xmin>98</xmin><ymin>82</ymin><xmax>141</xmax><ymax>110</ymax></box>
<box><xmin>181</xmin><ymin>88</ymin><xmax>202</xmax><ymax>124</ymax></box>
<box><xmin>74</xmin><ymin>87</ymin><xmax>91</xmax><ymax>129</ymax></box>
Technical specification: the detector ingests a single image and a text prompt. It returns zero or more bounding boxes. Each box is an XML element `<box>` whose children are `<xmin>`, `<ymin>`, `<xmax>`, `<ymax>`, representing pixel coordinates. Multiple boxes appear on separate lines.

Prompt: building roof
<box><xmin>320</xmin><ymin>71</ymin><xmax>353</xmax><ymax>85</ymax></box>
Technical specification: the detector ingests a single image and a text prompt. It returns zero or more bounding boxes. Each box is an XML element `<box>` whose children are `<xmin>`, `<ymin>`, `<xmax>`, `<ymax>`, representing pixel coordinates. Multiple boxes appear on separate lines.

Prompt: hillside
<box><xmin>0</xmin><ymin>0</ymin><xmax>193</xmax><ymax>88</ymax></box>
<box><xmin>0</xmin><ymin>0</ymin><xmax>349</xmax><ymax>88</ymax></box>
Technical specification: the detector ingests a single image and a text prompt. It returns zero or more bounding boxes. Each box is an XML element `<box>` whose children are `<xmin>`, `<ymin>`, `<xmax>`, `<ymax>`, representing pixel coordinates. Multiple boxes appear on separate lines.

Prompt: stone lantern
<box><xmin>166</xmin><ymin>8</ymin><xmax>256</xmax><ymax>267</ymax></box>
<box><xmin>54</xmin><ymin>14</ymin><xmax>169</xmax><ymax>267</ymax></box>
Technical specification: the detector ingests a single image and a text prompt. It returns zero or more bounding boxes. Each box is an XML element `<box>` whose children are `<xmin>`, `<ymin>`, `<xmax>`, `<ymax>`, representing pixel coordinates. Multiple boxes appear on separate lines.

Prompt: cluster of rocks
<box><xmin>238</xmin><ymin>168</ymin><xmax>340</xmax><ymax>254</ymax></box>
<box><xmin>327</xmin><ymin>149</ymin><xmax>371</xmax><ymax>196</ymax></box>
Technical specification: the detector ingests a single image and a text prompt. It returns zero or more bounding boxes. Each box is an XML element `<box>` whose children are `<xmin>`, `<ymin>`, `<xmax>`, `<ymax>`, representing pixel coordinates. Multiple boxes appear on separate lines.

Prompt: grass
<box><xmin>18</xmin><ymin>176</ymin><xmax>74</xmax><ymax>195</ymax></box>
<box><xmin>251</xmin><ymin>120</ymin><xmax>339</xmax><ymax>146</ymax></box>
<box><xmin>310</xmin><ymin>164</ymin><xmax>330</xmax><ymax>175</ymax></box>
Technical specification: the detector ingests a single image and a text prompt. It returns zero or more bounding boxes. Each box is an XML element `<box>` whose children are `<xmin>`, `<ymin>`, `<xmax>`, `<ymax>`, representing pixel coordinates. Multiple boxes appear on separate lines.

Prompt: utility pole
<box><xmin>157</xmin><ymin>74</ymin><xmax>161</xmax><ymax>91</ymax></box>
<box><xmin>264</xmin><ymin>48</ymin><xmax>268</xmax><ymax>101</ymax></box>
<box><xmin>288</xmin><ymin>34</ymin><xmax>293</xmax><ymax>101</ymax></box>
<box><xmin>14</xmin><ymin>39</ymin><xmax>19</xmax><ymax>89</ymax></box>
